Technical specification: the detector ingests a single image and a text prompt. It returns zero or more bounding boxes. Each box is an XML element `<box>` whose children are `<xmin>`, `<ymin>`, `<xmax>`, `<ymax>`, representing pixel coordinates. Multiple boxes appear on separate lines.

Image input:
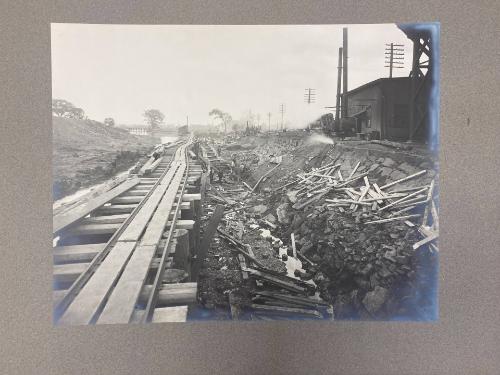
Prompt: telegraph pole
<box><xmin>279</xmin><ymin>104</ymin><xmax>285</xmax><ymax>131</ymax></box>
<box><xmin>385</xmin><ymin>43</ymin><xmax>405</xmax><ymax>78</ymax></box>
<box><xmin>268</xmin><ymin>112</ymin><xmax>271</xmax><ymax>133</ymax></box>
<box><xmin>304</xmin><ymin>88</ymin><xmax>316</xmax><ymax>104</ymax></box>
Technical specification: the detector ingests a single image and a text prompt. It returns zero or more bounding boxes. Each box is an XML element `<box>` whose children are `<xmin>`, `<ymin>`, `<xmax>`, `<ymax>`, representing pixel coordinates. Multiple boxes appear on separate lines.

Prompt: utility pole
<box><xmin>279</xmin><ymin>104</ymin><xmax>285</xmax><ymax>131</ymax></box>
<box><xmin>304</xmin><ymin>88</ymin><xmax>316</xmax><ymax>104</ymax></box>
<box><xmin>342</xmin><ymin>27</ymin><xmax>348</xmax><ymax>119</ymax></box>
<box><xmin>268</xmin><ymin>112</ymin><xmax>271</xmax><ymax>133</ymax></box>
<box><xmin>385</xmin><ymin>43</ymin><xmax>405</xmax><ymax>78</ymax></box>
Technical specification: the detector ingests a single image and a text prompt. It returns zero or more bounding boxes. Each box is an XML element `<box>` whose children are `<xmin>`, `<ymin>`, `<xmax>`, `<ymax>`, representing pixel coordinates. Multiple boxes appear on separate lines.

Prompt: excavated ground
<box><xmin>197</xmin><ymin>131</ymin><xmax>439</xmax><ymax>320</ymax></box>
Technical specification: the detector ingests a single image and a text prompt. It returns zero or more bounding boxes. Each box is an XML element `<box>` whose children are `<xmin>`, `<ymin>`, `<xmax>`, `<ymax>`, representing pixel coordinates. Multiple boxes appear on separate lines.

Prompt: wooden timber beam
<box><xmin>53</xmin><ymin>177</ymin><xmax>140</xmax><ymax>234</ymax></box>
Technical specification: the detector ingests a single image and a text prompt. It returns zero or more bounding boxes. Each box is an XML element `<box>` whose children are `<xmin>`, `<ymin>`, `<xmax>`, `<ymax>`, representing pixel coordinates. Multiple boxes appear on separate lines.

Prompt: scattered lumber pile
<box><xmin>274</xmin><ymin>158</ymin><xmax>438</xmax><ymax>318</ymax></box>
<box><xmin>277</xmin><ymin>159</ymin><xmax>438</xmax><ymax>250</ymax></box>
<box><xmin>217</xmin><ymin>229</ymin><xmax>333</xmax><ymax>320</ymax></box>
<box><xmin>417</xmin><ymin>180</ymin><xmax>439</xmax><ymax>252</ymax></box>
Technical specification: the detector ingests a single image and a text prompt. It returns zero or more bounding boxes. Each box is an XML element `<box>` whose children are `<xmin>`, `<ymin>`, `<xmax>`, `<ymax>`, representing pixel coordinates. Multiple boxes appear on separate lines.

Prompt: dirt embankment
<box><xmin>53</xmin><ymin>116</ymin><xmax>159</xmax><ymax>200</ymax></box>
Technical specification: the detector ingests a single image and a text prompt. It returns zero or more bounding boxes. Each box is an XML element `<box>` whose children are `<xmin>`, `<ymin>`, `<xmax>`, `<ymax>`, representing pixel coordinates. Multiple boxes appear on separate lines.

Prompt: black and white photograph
<box><xmin>51</xmin><ymin>23</ymin><xmax>439</xmax><ymax>325</ymax></box>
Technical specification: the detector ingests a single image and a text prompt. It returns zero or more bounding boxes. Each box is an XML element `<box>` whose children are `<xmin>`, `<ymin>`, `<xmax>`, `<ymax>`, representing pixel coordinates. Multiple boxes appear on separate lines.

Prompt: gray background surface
<box><xmin>1</xmin><ymin>1</ymin><xmax>499</xmax><ymax>374</ymax></box>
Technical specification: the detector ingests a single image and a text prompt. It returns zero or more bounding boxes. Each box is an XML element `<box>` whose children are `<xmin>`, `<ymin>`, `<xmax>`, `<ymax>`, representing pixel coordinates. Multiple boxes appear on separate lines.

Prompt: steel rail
<box><xmin>54</xmin><ymin>144</ymin><xmax>182</xmax><ymax>321</ymax></box>
<box><xmin>142</xmin><ymin>140</ymin><xmax>192</xmax><ymax>323</ymax></box>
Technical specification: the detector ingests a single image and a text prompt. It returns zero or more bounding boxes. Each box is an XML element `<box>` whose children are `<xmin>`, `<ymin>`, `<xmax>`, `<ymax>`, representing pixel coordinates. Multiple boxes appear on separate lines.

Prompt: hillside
<box><xmin>53</xmin><ymin>116</ymin><xmax>158</xmax><ymax>200</ymax></box>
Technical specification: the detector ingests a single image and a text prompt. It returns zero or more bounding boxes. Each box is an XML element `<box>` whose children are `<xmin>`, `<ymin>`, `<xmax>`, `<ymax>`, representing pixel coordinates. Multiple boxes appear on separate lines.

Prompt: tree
<box><xmin>209</xmin><ymin>109</ymin><xmax>232</xmax><ymax>134</ymax></box>
<box><xmin>143</xmin><ymin>109</ymin><xmax>165</xmax><ymax>131</ymax></box>
<box><xmin>104</xmin><ymin>117</ymin><xmax>115</xmax><ymax>127</ymax></box>
<box><xmin>67</xmin><ymin>107</ymin><xmax>85</xmax><ymax>120</ymax></box>
<box><xmin>52</xmin><ymin>99</ymin><xmax>75</xmax><ymax>117</ymax></box>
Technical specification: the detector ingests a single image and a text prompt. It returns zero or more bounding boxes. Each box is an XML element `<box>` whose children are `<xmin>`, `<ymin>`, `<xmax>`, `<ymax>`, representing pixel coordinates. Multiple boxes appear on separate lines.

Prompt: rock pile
<box><xmin>268</xmin><ymin>145</ymin><xmax>439</xmax><ymax>319</ymax></box>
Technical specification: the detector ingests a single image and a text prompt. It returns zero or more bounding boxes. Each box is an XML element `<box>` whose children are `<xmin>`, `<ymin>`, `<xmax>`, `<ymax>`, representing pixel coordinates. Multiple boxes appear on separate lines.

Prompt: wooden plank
<box><xmin>251</xmin><ymin>163</ymin><xmax>281</xmax><ymax>192</ymax></box>
<box><xmin>253</xmin><ymin>291</ymin><xmax>330</xmax><ymax>307</ymax></box>
<box><xmin>98</xmin><ymin>159</ymin><xmax>188</xmax><ymax>323</ymax></box>
<box><xmin>139</xmin><ymin>177</ymin><xmax>159</xmax><ymax>182</ymax></box>
<box><xmin>373</xmin><ymin>183</ymin><xmax>387</xmax><ymax>198</ymax></box>
<box><xmin>53</xmin><ymin>262</ymin><xmax>90</xmax><ymax>284</ymax></box>
<box><xmin>82</xmin><ymin>214</ymin><xmax>128</xmax><ymax>225</ymax></box>
<box><xmin>111</xmin><ymin>196</ymin><xmax>144</xmax><ymax>204</ymax></box>
<box><xmin>217</xmin><ymin>229</ymin><xmax>265</xmax><ymax>269</ymax></box>
<box><xmin>431</xmin><ymin>199</ymin><xmax>439</xmax><ymax>230</ymax></box>
<box><xmin>140</xmin><ymin>165</ymin><xmax>186</xmax><ymax>246</ymax></box>
<box><xmin>138</xmin><ymin>156</ymin><xmax>156</xmax><ymax>176</ymax></box>
<box><xmin>177</xmin><ymin>201</ymin><xmax>191</xmax><ymax>210</ymax></box>
<box><xmin>293</xmin><ymin>191</ymin><xmax>329</xmax><ymax>210</ymax></box>
<box><xmin>125</xmin><ymin>189</ymin><xmax>150</xmax><ymax>196</ymax></box>
<box><xmin>348</xmin><ymin>161</ymin><xmax>360</xmax><ymax>179</ymax></box>
<box><xmin>118</xmin><ymin>165</ymin><xmax>179</xmax><ymax>242</ymax></box>
<box><xmin>389</xmin><ymin>205</ymin><xmax>418</xmax><ymax>217</ymax></box>
<box><xmin>291</xmin><ymin>233</ymin><xmax>297</xmax><ymax>258</ymax></box>
<box><xmin>353</xmin><ymin>185</ymin><xmax>370</xmax><ymax>212</ymax></box>
<box><xmin>335</xmin><ymin>172</ymin><xmax>370</xmax><ymax>188</ymax></box>
<box><xmin>249</xmin><ymin>303</ymin><xmax>322</xmax><ymax>319</ymax></box>
<box><xmin>246</xmin><ymin>269</ymin><xmax>307</xmax><ymax>294</ymax></box>
<box><xmin>413</xmin><ymin>231</ymin><xmax>439</xmax><ymax>250</ymax></box>
<box><xmin>58</xmin><ymin>241</ymin><xmax>136</xmax><ymax>325</ymax></box>
<box><xmin>379</xmin><ymin>187</ymin><xmax>428</xmax><ymax>212</ymax></box>
<box><xmin>365</xmin><ymin>214</ymin><xmax>421</xmax><ymax>225</ymax></box>
<box><xmin>145</xmin><ymin>157</ymin><xmax>163</xmax><ymax>174</ymax></box>
<box><xmin>394</xmin><ymin>198</ymin><xmax>428</xmax><ymax>208</ymax></box>
<box><xmin>138</xmin><ymin>283</ymin><xmax>197</xmax><ymax>306</ymax></box>
<box><xmin>404</xmin><ymin>220</ymin><xmax>416</xmax><ymax>227</ymax></box>
<box><xmin>181</xmin><ymin>193</ymin><xmax>201</xmax><ymax>201</ymax></box>
<box><xmin>337</xmin><ymin>170</ymin><xmax>344</xmax><ymax>181</ymax></box>
<box><xmin>421</xmin><ymin>179</ymin><xmax>435</xmax><ymax>226</ymax></box>
<box><xmin>242</xmin><ymin>181</ymin><xmax>253</xmax><ymax>191</ymax></box>
<box><xmin>191</xmin><ymin>205</ymin><xmax>225</xmax><ymax>280</ymax></box>
<box><xmin>152</xmin><ymin>306</ymin><xmax>189</xmax><ymax>323</ymax></box>
<box><xmin>53</xmin><ymin>244</ymin><xmax>104</xmax><ymax>264</ymax></box>
<box><xmin>169</xmin><ymin>220</ymin><xmax>194</xmax><ymax>230</ymax></box>
<box><xmin>380</xmin><ymin>169</ymin><xmax>427</xmax><ymax>190</ymax></box>
<box><xmin>238</xmin><ymin>254</ymin><xmax>249</xmax><ymax>280</ymax></box>
<box><xmin>53</xmin><ymin>177</ymin><xmax>140</xmax><ymax>234</ymax></box>
<box><xmin>66</xmin><ymin>223</ymin><xmax>121</xmax><ymax>236</ymax></box>
<box><xmin>53</xmin><ymin>174</ymin><xmax>128</xmax><ymax>217</ymax></box>
<box><xmin>97</xmin><ymin>245</ymin><xmax>157</xmax><ymax>324</ymax></box>
<box><xmin>95</xmin><ymin>204</ymin><xmax>137</xmax><ymax>215</ymax></box>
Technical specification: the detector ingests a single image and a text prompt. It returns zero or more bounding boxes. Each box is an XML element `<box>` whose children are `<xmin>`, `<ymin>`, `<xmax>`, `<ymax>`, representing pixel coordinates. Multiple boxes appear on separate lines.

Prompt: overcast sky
<box><xmin>51</xmin><ymin>23</ymin><xmax>412</xmax><ymax>128</ymax></box>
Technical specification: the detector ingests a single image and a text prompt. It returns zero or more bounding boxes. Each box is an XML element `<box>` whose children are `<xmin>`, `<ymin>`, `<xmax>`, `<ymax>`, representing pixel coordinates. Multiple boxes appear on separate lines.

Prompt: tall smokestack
<box><xmin>336</xmin><ymin>47</ymin><xmax>343</xmax><ymax>126</ymax></box>
<box><xmin>342</xmin><ymin>27</ymin><xmax>348</xmax><ymax>118</ymax></box>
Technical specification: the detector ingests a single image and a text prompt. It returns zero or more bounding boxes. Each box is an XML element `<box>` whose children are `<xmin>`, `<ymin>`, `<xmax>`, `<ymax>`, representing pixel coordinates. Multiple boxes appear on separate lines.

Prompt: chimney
<box><xmin>335</xmin><ymin>47</ymin><xmax>343</xmax><ymax>126</ymax></box>
<box><xmin>342</xmin><ymin>27</ymin><xmax>348</xmax><ymax>118</ymax></box>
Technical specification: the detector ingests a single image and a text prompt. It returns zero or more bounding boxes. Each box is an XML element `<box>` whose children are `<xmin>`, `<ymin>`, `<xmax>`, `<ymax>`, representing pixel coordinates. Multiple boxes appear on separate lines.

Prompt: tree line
<box><xmin>52</xmin><ymin>98</ymin><xmax>166</xmax><ymax>130</ymax></box>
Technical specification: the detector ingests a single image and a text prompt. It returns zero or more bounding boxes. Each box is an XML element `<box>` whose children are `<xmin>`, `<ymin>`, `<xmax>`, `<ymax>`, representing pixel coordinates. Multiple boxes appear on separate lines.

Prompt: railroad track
<box><xmin>53</xmin><ymin>137</ymin><xmax>204</xmax><ymax>324</ymax></box>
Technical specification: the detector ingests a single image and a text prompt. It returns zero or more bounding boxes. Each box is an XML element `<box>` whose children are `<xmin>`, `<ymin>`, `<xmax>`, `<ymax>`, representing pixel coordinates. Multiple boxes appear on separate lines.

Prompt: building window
<box><xmin>367</xmin><ymin>119</ymin><xmax>371</xmax><ymax>128</ymax></box>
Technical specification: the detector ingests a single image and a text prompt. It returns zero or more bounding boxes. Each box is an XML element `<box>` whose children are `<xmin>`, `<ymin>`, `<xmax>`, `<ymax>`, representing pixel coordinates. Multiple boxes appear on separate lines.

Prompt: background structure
<box><xmin>1</xmin><ymin>1</ymin><xmax>499</xmax><ymax>374</ymax></box>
